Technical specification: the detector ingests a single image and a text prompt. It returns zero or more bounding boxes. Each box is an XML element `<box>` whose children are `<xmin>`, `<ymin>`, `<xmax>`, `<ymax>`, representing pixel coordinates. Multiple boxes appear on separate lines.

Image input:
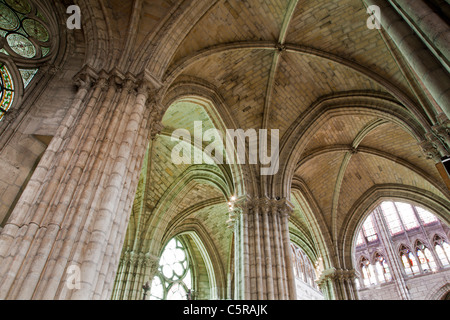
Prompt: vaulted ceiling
<box><xmin>102</xmin><ymin>0</ymin><xmax>449</xmax><ymax>269</ymax></box>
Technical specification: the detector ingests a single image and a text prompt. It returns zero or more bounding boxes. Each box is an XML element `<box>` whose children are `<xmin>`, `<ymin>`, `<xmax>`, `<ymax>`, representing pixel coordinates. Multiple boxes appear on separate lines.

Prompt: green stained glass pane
<box><xmin>0</xmin><ymin>63</ymin><xmax>15</xmax><ymax>115</ymax></box>
<box><xmin>19</xmin><ymin>68</ymin><xmax>37</xmax><ymax>87</ymax></box>
<box><xmin>23</xmin><ymin>18</ymin><xmax>49</xmax><ymax>42</ymax></box>
<box><xmin>7</xmin><ymin>32</ymin><xmax>35</xmax><ymax>58</ymax></box>
<box><xmin>5</xmin><ymin>0</ymin><xmax>31</xmax><ymax>15</ymax></box>
<box><xmin>41</xmin><ymin>46</ymin><xmax>49</xmax><ymax>57</ymax></box>
<box><xmin>0</xmin><ymin>3</ymin><xmax>20</xmax><ymax>31</ymax></box>
<box><xmin>36</xmin><ymin>10</ymin><xmax>47</xmax><ymax>23</ymax></box>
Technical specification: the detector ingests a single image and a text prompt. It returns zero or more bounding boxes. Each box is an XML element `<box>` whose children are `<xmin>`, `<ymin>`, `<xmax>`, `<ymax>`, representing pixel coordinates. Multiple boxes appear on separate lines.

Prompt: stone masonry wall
<box><xmin>359</xmin><ymin>268</ymin><xmax>450</xmax><ymax>300</ymax></box>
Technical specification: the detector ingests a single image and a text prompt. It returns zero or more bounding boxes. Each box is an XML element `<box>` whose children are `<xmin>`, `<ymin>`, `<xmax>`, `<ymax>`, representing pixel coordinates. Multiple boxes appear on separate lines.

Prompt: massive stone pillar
<box><xmin>232</xmin><ymin>198</ymin><xmax>297</xmax><ymax>300</ymax></box>
<box><xmin>0</xmin><ymin>66</ymin><xmax>158</xmax><ymax>300</ymax></box>
<box><xmin>363</xmin><ymin>0</ymin><xmax>450</xmax><ymax>118</ymax></box>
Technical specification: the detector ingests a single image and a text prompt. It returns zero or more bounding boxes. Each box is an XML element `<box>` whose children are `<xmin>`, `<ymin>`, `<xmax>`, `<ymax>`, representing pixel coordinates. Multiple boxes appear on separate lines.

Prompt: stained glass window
<box><xmin>0</xmin><ymin>63</ymin><xmax>14</xmax><ymax>120</ymax></box>
<box><xmin>415</xmin><ymin>241</ymin><xmax>437</xmax><ymax>272</ymax></box>
<box><xmin>290</xmin><ymin>243</ymin><xmax>321</xmax><ymax>290</ymax></box>
<box><xmin>416</xmin><ymin>206</ymin><xmax>438</xmax><ymax>225</ymax></box>
<box><xmin>360</xmin><ymin>257</ymin><xmax>377</xmax><ymax>286</ymax></box>
<box><xmin>362</xmin><ymin>214</ymin><xmax>378</xmax><ymax>242</ymax></box>
<box><xmin>400</xmin><ymin>245</ymin><xmax>420</xmax><ymax>276</ymax></box>
<box><xmin>380</xmin><ymin>201</ymin><xmax>403</xmax><ymax>235</ymax></box>
<box><xmin>434</xmin><ymin>235</ymin><xmax>450</xmax><ymax>266</ymax></box>
<box><xmin>375</xmin><ymin>253</ymin><xmax>391</xmax><ymax>283</ymax></box>
<box><xmin>0</xmin><ymin>0</ymin><xmax>50</xmax><ymax>59</ymax></box>
<box><xmin>150</xmin><ymin>237</ymin><xmax>193</xmax><ymax>300</ymax></box>
<box><xmin>356</xmin><ymin>231</ymin><xmax>364</xmax><ymax>246</ymax></box>
<box><xmin>0</xmin><ymin>0</ymin><xmax>52</xmax><ymax>120</ymax></box>
<box><xmin>395</xmin><ymin>202</ymin><xmax>420</xmax><ymax>230</ymax></box>
<box><xmin>19</xmin><ymin>68</ymin><xmax>37</xmax><ymax>88</ymax></box>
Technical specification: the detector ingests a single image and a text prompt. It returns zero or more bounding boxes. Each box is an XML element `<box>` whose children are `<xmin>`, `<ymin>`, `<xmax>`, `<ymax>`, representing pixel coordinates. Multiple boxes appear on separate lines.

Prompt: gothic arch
<box><xmin>161</xmin><ymin>81</ymin><xmax>255</xmax><ymax>197</ymax></box>
<box><xmin>291</xmin><ymin>177</ymin><xmax>335</xmax><ymax>270</ymax></box>
<box><xmin>136</xmin><ymin>0</ymin><xmax>220</xmax><ymax>77</ymax></box>
<box><xmin>341</xmin><ymin>184</ymin><xmax>450</xmax><ymax>269</ymax></box>
<box><xmin>76</xmin><ymin>0</ymin><xmax>117</xmax><ymax>71</ymax></box>
<box><xmin>163</xmin><ymin>220</ymin><xmax>227</xmax><ymax>300</ymax></box>
<box><xmin>140</xmin><ymin>164</ymin><xmax>230</xmax><ymax>254</ymax></box>
<box><xmin>275</xmin><ymin>93</ymin><xmax>429</xmax><ymax>200</ymax></box>
<box><xmin>425</xmin><ymin>283</ymin><xmax>450</xmax><ymax>300</ymax></box>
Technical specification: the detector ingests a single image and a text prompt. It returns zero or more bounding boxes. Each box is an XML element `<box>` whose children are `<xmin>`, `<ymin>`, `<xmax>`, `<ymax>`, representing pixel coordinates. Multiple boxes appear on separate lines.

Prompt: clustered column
<box><xmin>111</xmin><ymin>251</ymin><xmax>159</xmax><ymax>300</ymax></box>
<box><xmin>233</xmin><ymin>198</ymin><xmax>297</xmax><ymax>300</ymax></box>
<box><xmin>0</xmin><ymin>66</ymin><xmax>158</xmax><ymax>300</ymax></box>
<box><xmin>317</xmin><ymin>268</ymin><xmax>359</xmax><ymax>300</ymax></box>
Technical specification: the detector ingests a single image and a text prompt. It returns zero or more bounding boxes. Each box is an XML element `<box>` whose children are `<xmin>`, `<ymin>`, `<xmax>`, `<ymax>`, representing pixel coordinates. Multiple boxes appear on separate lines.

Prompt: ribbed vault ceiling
<box><xmin>109</xmin><ymin>0</ymin><xmax>449</xmax><ymax>270</ymax></box>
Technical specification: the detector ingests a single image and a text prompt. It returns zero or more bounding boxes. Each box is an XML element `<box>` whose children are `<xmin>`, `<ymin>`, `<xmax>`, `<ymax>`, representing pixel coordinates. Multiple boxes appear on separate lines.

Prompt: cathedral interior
<box><xmin>0</xmin><ymin>0</ymin><xmax>449</xmax><ymax>300</ymax></box>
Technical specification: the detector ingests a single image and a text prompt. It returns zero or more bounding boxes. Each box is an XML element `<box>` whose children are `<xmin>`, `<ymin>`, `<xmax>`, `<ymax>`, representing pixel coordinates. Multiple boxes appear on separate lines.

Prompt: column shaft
<box><xmin>0</xmin><ymin>69</ymin><xmax>157</xmax><ymax>300</ymax></box>
<box><xmin>364</xmin><ymin>0</ymin><xmax>450</xmax><ymax>117</ymax></box>
<box><xmin>235</xmin><ymin>198</ymin><xmax>296</xmax><ymax>300</ymax></box>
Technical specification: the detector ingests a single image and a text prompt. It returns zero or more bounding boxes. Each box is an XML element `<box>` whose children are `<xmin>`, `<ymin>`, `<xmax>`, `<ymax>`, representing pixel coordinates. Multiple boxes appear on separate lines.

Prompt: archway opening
<box><xmin>112</xmin><ymin>95</ymin><xmax>241</xmax><ymax>300</ymax></box>
<box><xmin>290</xmin><ymin>242</ymin><xmax>324</xmax><ymax>300</ymax></box>
<box><xmin>353</xmin><ymin>200</ymin><xmax>450</xmax><ymax>300</ymax></box>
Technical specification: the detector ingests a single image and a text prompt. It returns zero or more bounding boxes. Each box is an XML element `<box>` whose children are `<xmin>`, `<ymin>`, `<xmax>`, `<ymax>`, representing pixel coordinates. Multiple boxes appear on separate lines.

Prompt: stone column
<box><xmin>317</xmin><ymin>269</ymin><xmax>358</xmax><ymax>300</ymax></box>
<box><xmin>363</xmin><ymin>0</ymin><xmax>450</xmax><ymax>118</ymax></box>
<box><xmin>111</xmin><ymin>251</ymin><xmax>159</xmax><ymax>300</ymax></box>
<box><xmin>233</xmin><ymin>198</ymin><xmax>297</xmax><ymax>300</ymax></box>
<box><xmin>393</xmin><ymin>0</ymin><xmax>450</xmax><ymax>66</ymax></box>
<box><xmin>0</xmin><ymin>66</ymin><xmax>158</xmax><ymax>300</ymax></box>
<box><xmin>373</xmin><ymin>208</ymin><xmax>411</xmax><ymax>300</ymax></box>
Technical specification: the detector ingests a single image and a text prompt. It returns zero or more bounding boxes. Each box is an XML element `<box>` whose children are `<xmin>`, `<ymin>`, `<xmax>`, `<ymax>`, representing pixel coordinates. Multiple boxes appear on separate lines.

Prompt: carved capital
<box><xmin>145</xmin><ymin>254</ymin><xmax>160</xmax><ymax>275</ymax></box>
<box><xmin>432</xmin><ymin>114</ymin><xmax>450</xmax><ymax>149</ymax></box>
<box><xmin>73</xmin><ymin>65</ymin><xmax>98</xmax><ymax>90</ymax></box>
<box><xmin>317</xmin><ymin>268</ymin><xmax>357</xmax><ymax>285</ymax></box>
<box><xmin>420</xmin><ymin>140</ymin><xmax>442</xmax><ymax>163</ymax></box>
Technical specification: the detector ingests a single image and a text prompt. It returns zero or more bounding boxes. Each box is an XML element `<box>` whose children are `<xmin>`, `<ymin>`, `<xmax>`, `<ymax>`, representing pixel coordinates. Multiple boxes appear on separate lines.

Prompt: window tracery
<box><xmin>434</xmin><ymin>235</ymin><xmax>450</xmax><ymax>266</ymax></box>
<box><xmin>0</xmin><ymin>0</ymin><xmax>52</xmax><ymax>120</ymax></box>
<box><xmin>415</xmin><ymin>240</ymin><xmax>437</xmax><ymax>272</ymax></box>
<box><xmin>400</xmin><ymin>244</ymin><xmax>420</xmax><ymax>275</ymax></box>
<box><xmin>149</xmin><ymin>237</ymin><xmax>193</xmax><ymax>300</ymax></box>
<box><xmin>355</xmin><ymin>201</ymin><xmax>449</xmax><ymax>293</ymax></box>
<box><xmin>374</xmin><ymin>252</ymin><xmax>391</xmax><ymax>283</ymax></box>
<box><xmin>290</xmin><ymin>243</ymin><xmax>320</xmax><ymax>290</ymax></box>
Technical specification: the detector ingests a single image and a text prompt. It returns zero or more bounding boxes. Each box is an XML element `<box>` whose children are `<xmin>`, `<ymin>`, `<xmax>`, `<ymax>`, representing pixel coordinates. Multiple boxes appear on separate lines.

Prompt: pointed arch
<box><xmin>162</xmin><ymin>220</ymin><xmax>228</xmax><ymax>300</ymax></box>
<box><xmin>341</xmin><ymin>184</ymin><xmax>450</xmax><ymax>269</ymax></box>
<box><xmin>275</xmin><ymin>92</ymin><xmax>429</xmax><ymax>200</ymax></box>
<box><xmin>161</xmin><ymin>79</ymin><xmax>254</xmax><ymax>197</ymax></box>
